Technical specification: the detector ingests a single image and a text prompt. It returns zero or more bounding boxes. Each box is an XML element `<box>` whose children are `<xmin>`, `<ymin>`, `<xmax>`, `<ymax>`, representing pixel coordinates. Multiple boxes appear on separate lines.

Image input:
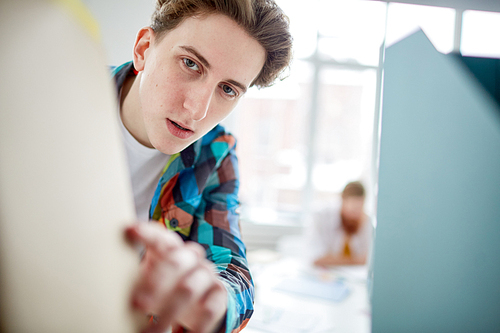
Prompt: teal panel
<box><xmin>455</xmin><ymin>54</ymin><xmax>500</xmax><ymax>106</ymax></box>
<box><xmin>372</xmin><ymin>30</ymin><xmax>500</xmax><ymax>333</ymax></box>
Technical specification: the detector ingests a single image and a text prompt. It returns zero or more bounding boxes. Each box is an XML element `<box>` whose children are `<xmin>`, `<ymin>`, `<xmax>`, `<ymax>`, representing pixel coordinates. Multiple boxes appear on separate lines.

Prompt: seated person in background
<box><xmin>310</xmin><ymin>181</ymin><xmax>372</xmax><ymax>267</ymax></box>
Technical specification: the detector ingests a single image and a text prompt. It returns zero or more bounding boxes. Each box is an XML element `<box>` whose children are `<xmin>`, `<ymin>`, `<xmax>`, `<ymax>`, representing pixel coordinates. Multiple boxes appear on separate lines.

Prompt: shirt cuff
<box><xmin>219</xmin><ymin>280</ymin><xmax>238</xmax><ymax>333</ymax></box>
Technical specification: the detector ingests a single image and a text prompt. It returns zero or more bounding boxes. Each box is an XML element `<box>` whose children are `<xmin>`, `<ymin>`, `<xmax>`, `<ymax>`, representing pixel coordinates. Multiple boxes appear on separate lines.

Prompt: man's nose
<box><xmin>183</xmin><ymin>84</ymin><xmax>213</xmax><ymax>122</ymax></box>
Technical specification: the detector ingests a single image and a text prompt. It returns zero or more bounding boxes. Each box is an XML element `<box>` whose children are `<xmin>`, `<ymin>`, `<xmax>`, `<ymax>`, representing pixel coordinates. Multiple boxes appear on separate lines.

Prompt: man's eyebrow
<box><xmin>180</xmin><ymin>46</ymin><xmax>210</xmax><ymax>69</ymax></box>
<box><xmin>180</xmin><ymin>45</ymin><xmax>248</xmax><ymax>94</ymax></box>
<box><xmin>227</xmin><ymin>79</ymin><xmax>247</xmax><ymax>94</ymax></box>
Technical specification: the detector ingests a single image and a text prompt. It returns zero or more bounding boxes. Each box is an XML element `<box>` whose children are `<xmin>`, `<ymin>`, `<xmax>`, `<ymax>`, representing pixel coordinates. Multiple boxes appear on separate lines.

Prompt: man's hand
<box><xmin>125</xmin><ymin>223</ymin><xmax>227</xmax><ymax>333</ymax></box>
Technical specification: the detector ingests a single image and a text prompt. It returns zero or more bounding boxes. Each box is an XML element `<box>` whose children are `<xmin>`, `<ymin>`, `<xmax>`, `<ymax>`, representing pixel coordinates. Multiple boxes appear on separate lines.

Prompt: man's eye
<box><xmin>221</xmin><ymin>84</ymin><xmax>236</xmax><ymax>97</ymax></box>
<box><xmin>183</xmin><ymin>58</ymin><xmax>199</xmax><ymax>71</ymax></box>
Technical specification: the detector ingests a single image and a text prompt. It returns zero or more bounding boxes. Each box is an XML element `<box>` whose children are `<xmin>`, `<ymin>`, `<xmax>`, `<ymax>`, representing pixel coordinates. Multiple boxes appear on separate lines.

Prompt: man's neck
<box><xmin>120</xmin><ymin>73</ymin><xmax>153</xmax><ymax>148</ymax></box>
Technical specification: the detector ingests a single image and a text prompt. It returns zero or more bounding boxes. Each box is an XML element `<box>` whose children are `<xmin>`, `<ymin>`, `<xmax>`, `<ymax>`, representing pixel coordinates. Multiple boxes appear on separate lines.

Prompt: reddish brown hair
<box><xmin>342</xmin><ymin>181</ymin><xmax>365</xmax><ymax>199</ymax></box>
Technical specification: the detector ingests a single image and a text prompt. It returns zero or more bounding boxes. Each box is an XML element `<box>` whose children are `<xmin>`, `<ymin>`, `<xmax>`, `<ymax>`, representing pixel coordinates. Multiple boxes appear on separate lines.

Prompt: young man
<box><xmin>311</xmin><ymin>181</ymin><xmax>373</xmax><ymax>267</ymax></box>
<box><xmin>116</xmin><ymin>1</ymin><xmax>292</xmax><ymax>332</ymax></box>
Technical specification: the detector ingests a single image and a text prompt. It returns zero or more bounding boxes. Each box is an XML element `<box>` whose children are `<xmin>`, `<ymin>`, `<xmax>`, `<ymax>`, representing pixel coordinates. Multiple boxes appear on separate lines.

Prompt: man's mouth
<box><xmin>171</xmin><ymin>120</ymin><xmax>191</xmax><ymax>132</ymax></box>
<box><xmin>166</xmin><ymin>119</ymin><xmax>194</xmax><ymax>139</ymax></box>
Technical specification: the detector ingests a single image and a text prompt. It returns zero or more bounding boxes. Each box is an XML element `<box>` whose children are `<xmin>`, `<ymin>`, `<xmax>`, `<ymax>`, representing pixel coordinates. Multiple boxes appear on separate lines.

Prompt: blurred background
<box><xmin>82</xmin><ymin>0</ymin><xmax>500</xmax><ymax>250</ymax></box>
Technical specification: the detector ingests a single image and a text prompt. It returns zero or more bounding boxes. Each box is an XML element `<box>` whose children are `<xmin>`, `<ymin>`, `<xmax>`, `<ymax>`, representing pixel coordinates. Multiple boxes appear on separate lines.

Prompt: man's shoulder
<box><xmin>201</xmin><ymin>125</ymin><xmax>236</xmax><ymax>149</ymax></box>
<box><xmin>315</xmin><ymin>199</ymin><xmax>341</xmax><ymax>216</ymax></box>
<box><xmin>109</xmin><ymin>61</ymin><xmax>133</xmax><ymax>77</ymax></box>
<box><xmin>180</xmin><ymin>125</ymin><xmax>237</xmax><ymax>169</ymax></box>
<box><xmin>109</xmin><ymin>61</ymin><xmax>134</xmax><ymax>97</ymax></box>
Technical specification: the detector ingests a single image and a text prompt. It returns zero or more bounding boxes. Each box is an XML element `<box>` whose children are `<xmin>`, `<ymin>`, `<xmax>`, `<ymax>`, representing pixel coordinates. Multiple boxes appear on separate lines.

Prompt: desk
<box><xmin>242</xmin><ymin>252</ymin><xmax>371</xmax><ymax>333</ymax></box>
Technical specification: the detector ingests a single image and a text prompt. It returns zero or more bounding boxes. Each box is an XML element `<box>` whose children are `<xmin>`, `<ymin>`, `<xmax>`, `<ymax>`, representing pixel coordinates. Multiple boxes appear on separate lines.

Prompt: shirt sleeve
<box><xmin>307</xmin><ymin>208</ymin><xmax>335</xmax><ymax>260</ymax></box>
<box><xmin>188</xmin><ymin>145</ymin><xmax>254</xmax><ymax>333</ymax></box>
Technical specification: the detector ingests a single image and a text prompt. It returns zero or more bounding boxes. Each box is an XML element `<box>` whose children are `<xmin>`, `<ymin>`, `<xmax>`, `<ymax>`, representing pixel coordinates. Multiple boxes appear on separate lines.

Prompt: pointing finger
<box><xmin>125</xmin><ymin>223</ymin><xmax>183</xmax><ymax>256</ymax></box>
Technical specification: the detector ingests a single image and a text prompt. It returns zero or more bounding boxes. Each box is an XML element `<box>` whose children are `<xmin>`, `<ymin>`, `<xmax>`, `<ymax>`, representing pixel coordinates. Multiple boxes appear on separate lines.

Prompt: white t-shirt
<box><xmin>118</xmin><ymin>116</ymin><xmax>170</xmax><ymax>221</ymax></box>
<box><xmin>307</xmin><ymin>200</ymin><xmax>373</xmax><ymax>260</ymax></box>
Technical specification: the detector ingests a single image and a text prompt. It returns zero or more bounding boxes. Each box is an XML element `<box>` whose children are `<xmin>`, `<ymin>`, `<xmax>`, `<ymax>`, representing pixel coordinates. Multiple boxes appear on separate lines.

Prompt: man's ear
<box><xmin>132</xmin><ymin>27</ymin><xmax>154</xmax><ymax>72</ymax></box>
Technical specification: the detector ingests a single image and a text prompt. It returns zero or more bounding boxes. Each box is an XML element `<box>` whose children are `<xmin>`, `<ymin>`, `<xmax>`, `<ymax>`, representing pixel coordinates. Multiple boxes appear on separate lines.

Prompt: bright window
<box><xmin>461</xmin><ymin>10</ymin><xmax>500</xmax><ymax>57</ymax></box>
<box><xmin>385</xmin><ymin>3</ymin><xmax>456</xmax><ymax>53</ymax></box>
<box><xmin>223</xmin><ymin>0</ymin><xmax>386</xmax><ymax>225</ymax></box>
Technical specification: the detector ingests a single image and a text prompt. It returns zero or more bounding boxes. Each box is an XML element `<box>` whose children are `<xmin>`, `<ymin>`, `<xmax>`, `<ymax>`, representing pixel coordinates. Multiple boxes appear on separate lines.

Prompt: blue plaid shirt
<box><xmin>112</xmin><ymin>62</ymin><xmax>254</xmax><ymax>332</ymax></box>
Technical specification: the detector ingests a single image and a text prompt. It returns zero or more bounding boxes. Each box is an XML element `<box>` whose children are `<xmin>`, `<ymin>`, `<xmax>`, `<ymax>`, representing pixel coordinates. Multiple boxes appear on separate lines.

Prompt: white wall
<box><xmin>82</xmin><ymin>0</ymin><xmax>155</xmax><ymax>66</ymax></box>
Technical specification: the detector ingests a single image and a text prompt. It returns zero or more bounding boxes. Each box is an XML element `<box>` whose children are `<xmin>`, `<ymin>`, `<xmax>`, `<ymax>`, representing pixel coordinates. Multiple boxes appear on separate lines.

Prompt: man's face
<box><xmin>341</xmin><ymin>196</ymin><xmax>365</xmax><ymax>221</ymax></box>
<box><xmin>132</xmin><ymin>13</ymin><xmax>266</xmax><ymax>154</ymax></box>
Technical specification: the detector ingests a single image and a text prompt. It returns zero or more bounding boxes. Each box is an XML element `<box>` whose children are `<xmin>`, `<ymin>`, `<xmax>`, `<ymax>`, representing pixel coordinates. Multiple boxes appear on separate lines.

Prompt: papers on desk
<box><xmin>246</xmin><ymin>274</ymin><xmax>349</xmax><ymax>332</ymax></box>
<box><xmin>247</xmin><ymin>304</ymin><xmax>324</xmax><ymax>333</ymax></box>
<box><xmin>245</xmin><ymin>256</ymin><xmax>370</xmax><ymax>333</ymax></box>
<box><xmin>274</xmin><ymin>276</ymin><xmax>350</xmax><ymax>302</ymax></box>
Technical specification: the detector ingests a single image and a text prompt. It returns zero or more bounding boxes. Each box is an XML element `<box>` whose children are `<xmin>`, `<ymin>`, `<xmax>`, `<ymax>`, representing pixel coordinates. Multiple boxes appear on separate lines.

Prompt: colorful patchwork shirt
<box><xmin>112</xmin><ymin>62</ymin><xmax>254</xmax><ymax>332</ymax></box>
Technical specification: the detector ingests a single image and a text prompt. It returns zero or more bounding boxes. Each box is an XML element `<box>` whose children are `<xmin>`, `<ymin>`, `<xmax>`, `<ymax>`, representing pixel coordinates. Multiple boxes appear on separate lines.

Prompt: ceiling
<box><xmin>372</xmin><ymin>0</ymin><xmax>500</xmax><ymax>12</ymax></box>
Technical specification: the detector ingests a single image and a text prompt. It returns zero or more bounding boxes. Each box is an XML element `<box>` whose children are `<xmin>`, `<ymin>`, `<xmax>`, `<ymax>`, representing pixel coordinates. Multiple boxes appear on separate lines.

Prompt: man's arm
<box><xmin>314</xmin><ymin>252</ymin><xmax>367</xmax><ymax>267</ymax></box>
<box><xmin>189</xmin><ymin>147</ymin><xmax>254</xmax><ymax>333</ymax></box>
<box><xmin>125</xmin><ymin>134</ymin><xmax>253</xmax><ymax>333</ymax></box>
